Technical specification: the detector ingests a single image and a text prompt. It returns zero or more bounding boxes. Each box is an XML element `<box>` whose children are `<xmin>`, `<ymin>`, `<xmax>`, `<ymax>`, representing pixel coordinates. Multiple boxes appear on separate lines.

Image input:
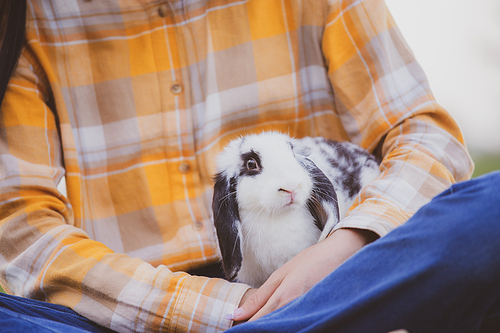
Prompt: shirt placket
<box><xmin>153</xmin><ymin>1</ymin><xmax>212</xmax><ymax>262</ymax></box>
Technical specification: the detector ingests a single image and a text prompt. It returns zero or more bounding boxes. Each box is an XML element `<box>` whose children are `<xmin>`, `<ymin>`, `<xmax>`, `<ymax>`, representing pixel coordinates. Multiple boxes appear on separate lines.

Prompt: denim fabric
<box><xmin>0</xmin><ymin>292</ymin><xmax>115</xmax><ymax>333</ymax></box>
<box><xmin>1</xmin><ymin>171</ymin><xmax>499</xmax><ymax>332</ymax></box>
<box><xmin>229</xmin><ymin>171</ymin><xmax>500</xmax><ymax>333</ymax></box>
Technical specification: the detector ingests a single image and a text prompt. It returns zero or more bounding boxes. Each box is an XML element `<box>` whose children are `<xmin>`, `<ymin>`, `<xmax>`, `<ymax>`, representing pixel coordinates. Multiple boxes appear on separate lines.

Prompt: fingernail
<box><xmin>225</xmin><ymin>311</ymin><xmax>234</xmax><ymax>320</ymax></box>
<box><xmin>225</xmin><ymin>308</ymin><xmax>243</xmax><ymax>320</ymax></box>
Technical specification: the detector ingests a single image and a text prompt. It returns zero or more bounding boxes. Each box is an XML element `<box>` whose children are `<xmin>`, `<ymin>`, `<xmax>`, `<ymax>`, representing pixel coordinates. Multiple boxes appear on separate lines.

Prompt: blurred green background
<box><xmin>471</xmin><ymin>153</ymin><xmax>500</xmax><ymax>178</ymax></box>
<box><xmin>0</xmin><ymin>154</ymin><xmax>498</xmax><ymax>295</ymax></box>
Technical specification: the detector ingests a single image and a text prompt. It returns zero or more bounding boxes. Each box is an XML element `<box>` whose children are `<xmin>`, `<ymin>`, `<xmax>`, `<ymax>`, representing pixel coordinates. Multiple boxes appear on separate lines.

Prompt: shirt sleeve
<box><xmin>0</xmin><ymin>48</ymin><xmax>249</xmax><ymax>333</ymax></box>
<box><xmin>323</xmin><ymin>0</ymin><xmax>474</xmax><ymax>236</ymax></box>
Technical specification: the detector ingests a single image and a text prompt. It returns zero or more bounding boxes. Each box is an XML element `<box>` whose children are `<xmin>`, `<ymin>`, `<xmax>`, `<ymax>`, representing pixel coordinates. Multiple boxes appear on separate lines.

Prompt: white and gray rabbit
<box><xmin>212</xmin><ymin>132</ymin><xmax>380</xmax><ymax>288</ymax></box>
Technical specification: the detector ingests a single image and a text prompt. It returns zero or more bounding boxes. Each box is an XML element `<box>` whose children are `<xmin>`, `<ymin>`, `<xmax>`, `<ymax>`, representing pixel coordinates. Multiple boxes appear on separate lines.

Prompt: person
<box><xmin>1</xmin><ymin>0</ymin><xmax>492</xmax><ymax>332</ymax></box>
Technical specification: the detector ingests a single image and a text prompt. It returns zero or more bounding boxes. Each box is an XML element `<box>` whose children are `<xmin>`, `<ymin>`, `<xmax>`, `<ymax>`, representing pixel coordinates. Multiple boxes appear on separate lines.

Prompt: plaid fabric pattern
<box><xmin>0</xmin><ymin>0</ymin><xmax>473</xmax><ymax>331</ymax></box>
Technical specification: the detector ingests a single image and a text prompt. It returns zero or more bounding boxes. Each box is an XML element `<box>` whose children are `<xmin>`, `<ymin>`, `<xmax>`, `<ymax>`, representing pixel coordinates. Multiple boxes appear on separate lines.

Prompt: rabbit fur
<box><xmin>212</xmin><ymin>132</ymin><xmax>380</xmax><ymax>288</ymax></box>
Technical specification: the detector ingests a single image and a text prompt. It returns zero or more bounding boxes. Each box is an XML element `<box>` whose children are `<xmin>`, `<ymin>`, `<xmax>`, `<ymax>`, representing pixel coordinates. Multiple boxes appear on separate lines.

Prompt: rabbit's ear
<box><xmin>298</xmin><ymin>156</ymin><xmax>340</xmax><ymax>241</ymax></box>
<box><xmin>212</xmin><ymin>172</ymin><xmax>242</xmax><ymax>281</ymax></box>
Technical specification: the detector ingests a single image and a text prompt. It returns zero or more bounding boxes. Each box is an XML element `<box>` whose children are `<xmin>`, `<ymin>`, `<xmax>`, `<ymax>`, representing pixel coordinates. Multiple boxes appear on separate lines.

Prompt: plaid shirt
<box><xmin>0</xmin><ymin>0</ymin><xmax>473</xmax><ymax>331</ymax></box>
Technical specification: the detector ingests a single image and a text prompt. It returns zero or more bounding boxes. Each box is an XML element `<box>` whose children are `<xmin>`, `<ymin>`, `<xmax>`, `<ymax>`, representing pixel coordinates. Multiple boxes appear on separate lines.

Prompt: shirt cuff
<box><xmin>331</xmin><ymin>202</ymin><xmax>412</xmax><ymax>238</ymax></box>
<box><xmin>170</xmin><ymin>275</ymin><xmax>250</xmax><ymax>332</ymax></box>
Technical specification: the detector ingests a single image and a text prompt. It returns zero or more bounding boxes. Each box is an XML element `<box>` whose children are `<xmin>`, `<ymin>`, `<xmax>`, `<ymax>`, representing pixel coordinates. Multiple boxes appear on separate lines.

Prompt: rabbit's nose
<box><xmin>278</xmin><ymin>188</ymin><xmax>294</xmax><ymax>195</ymax></box>
<box><xmin>278</xmin><ymin>181</ymin><xmax>301</xmax><ymax>193</ymax></box>
<box><xmin>278</xmin><ymin>188</ymin><xmax>297</xmax><ymax>203</ymax></box>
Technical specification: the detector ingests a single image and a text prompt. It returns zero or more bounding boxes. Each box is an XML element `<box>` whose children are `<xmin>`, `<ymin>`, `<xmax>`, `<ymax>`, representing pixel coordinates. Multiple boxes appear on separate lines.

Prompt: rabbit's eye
<box><xmin>246</xmin><ymin>158</ymin><xmax>259</xmax><ymax>170</ymax></box>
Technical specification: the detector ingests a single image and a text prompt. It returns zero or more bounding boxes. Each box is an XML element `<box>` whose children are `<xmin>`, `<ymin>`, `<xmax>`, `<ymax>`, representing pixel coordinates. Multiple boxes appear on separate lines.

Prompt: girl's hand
<box><xmin>231</xmin><ymin>228</ymin><xmax>378</xmax><ymax>322</ymax></box>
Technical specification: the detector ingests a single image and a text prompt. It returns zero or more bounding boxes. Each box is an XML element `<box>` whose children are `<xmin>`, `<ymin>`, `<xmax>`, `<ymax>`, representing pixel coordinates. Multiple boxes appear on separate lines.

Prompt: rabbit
<box><xmin>211</xmin><ymin>132</ymin><xmax>381</xmax><ymax>288</ymax></box>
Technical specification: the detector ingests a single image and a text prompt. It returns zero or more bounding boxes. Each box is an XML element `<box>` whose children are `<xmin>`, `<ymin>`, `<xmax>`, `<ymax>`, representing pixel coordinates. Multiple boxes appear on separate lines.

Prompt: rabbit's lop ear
<box><xmin>212</xmin><ymin>172</ymin><xmax>242</xmax><ymax>281</ymax></box>
<box><xmin>298</xmin><ymin>156</ymin><xmax>340</xmax><ymax>242</ymax></box>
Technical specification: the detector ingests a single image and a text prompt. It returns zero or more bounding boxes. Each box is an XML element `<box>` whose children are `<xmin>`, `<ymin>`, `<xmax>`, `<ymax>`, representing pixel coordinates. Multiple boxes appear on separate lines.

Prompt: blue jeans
<box><xmin>0</xmin><ymin>292</ymin><xmax>114</xmax><ymax>333</ymax></box>
<box><xmin>1</xmin><ymin>171</ymin><xmax>499</xmax><ymax>332</ymax></box>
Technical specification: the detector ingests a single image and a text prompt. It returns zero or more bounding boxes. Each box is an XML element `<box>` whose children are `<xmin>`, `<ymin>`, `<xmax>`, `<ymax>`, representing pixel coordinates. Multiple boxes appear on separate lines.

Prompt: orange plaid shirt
<box><xmin>0</xmin><ymin>0</ymin><xmax>473</xmax><ymax>332</ymax></box>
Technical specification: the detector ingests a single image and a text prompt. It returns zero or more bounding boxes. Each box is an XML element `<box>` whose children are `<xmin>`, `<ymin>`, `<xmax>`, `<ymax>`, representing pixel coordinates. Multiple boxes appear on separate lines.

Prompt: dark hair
<box><xmin>0</xmin><ymin>0</ymin><xmax>27</xmax><ymax>106</ymax></box>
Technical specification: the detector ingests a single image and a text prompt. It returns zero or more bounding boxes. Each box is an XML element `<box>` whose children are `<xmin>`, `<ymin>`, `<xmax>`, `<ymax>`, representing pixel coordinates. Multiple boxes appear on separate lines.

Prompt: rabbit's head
<box><xmin>212</xmin><ymin>132</ymin><xmax>339</xmax><ymax>282</ymax></box>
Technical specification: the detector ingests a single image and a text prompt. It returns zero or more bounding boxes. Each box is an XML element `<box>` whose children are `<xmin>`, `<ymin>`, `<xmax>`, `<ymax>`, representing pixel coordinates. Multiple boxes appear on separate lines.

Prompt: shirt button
<box><xmin>170</xmin><ymin>82</ymin><xmax>183</xmax><ymax>95</ymax></box>
<box><xmin>158</xmin><ymin>4</ymin><xmax>168</xmax><ymax>17</ymax></box>
<box><xmin>178</xmin><ymin>162</ymin><xmax>190</xmax><ymax>173</ymax></box>
<box><xmin>193</xmin><ymin>220</ymin><xmax>203</xmax><ymax>231</ymax></box>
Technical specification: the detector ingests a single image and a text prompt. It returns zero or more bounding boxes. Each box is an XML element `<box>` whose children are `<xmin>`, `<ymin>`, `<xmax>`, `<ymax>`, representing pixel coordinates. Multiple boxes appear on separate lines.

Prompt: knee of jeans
<box><xmin>433</xmin><ymin>172</ymin><xmax>500</xmax><ymax>242</ymax></box>
<box><xmin>450</xmin><ymin>171</ymin><xmax>500</xmax><ymax>205</ymax></box>
<box><xmin>454</xmin><ymin>171</ymin><xmax>500</xmax><ymax>236</ymax></box>
<box><xmin>483</xmin><ymin>170</ymin><xmax>500</xmax><ymax>187</ymax></box>
<box><xmin>472</xmin><ymin>171</ymin><xmax>500</xmax><ymax>206</ymax></box>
